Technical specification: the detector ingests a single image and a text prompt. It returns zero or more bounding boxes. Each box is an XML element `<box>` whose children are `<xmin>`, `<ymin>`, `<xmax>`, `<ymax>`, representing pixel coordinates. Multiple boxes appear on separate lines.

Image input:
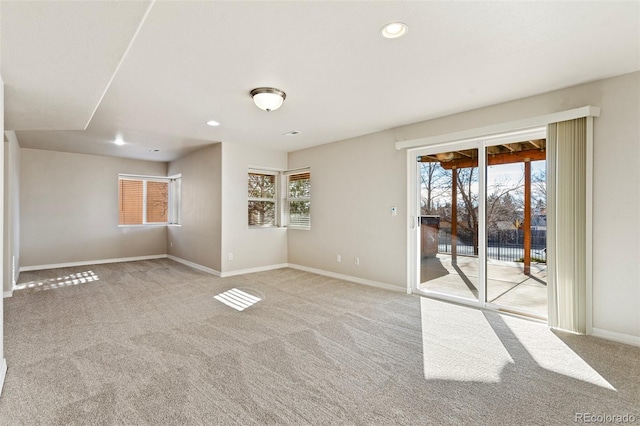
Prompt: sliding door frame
<box><xmin>404</xmin><ymin>108</ymin><xmax>596</xmax><ymax>329</ymax></box>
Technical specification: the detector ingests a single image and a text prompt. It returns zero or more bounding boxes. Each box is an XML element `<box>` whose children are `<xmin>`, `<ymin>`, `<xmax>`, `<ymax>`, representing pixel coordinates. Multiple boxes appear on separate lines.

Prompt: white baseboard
<box><xmin>591</xmin><ymin>328</ymin><xmax>640</xmax><ymax>347</ymax></box>
<box><xmin>287</xmin><ymin>264</ymin><xmax>404</xmax><ymax>293</ymax></box>
<box><xmin>19</xmin><ymin>255</ymin><xmax>168</xmax><ymax>272</ymax></box>
<box><xmin>0</xmin><ymin>358</ymin><xmax>6</xmax><ymax>397</ymax></box>
<box><xmin>3</xmin><ymin>290</ymin><xmax>13</xmax><ymax>299</ymax></box>
<box><xmin>219</xmin><ymin>263</ymin><xmax>289</xmax><ymax>278</ymax></box>
<box><xmin>167</xmin><ymin>255</ymin><xmax>220</xmax><ymax>276</ymax></box>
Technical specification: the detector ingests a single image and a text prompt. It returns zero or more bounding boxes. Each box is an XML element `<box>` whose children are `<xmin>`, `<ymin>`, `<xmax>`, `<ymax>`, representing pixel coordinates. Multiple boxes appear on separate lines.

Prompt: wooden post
<box><xmin>451</xmin><ymin>166</ymin><xmax>457</xmax><ymax>265</ymax></box>
<box><xmin>524</xmin><ymin>159</ymin><xmax>531</xmax><ymax>275</ymax></box>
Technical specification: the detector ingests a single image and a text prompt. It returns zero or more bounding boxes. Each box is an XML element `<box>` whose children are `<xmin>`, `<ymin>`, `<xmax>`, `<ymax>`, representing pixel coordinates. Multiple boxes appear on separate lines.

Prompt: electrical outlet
<box><xmin>228</xmin><ymin>253</ymin><xmax>234</xmax><ymax>261</ymax></box>
<box><xmin>355</xmin><ymin>257</ymin><xmax>360</xmax><ymax>266</ymax></box>
<box><xmin>337</xmin><ymin>255</ymin><xmax>341</xmax><ymax>263</ymax></box>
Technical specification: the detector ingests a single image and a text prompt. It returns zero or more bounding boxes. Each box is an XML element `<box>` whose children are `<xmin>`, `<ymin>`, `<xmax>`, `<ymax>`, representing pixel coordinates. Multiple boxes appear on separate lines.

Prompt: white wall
<box><xmin>3</xmin><ymin>135</ymin><xmax>20</xmax><ymax>294</ymax></box>
<box><xmin>289</xmin><ymin>71</ymin><xmax>640</xmax><ymax>341</ymax></box>
<box><xmin>397</xmin><ymin>72</ymin><xmax>640</xmax><ymax>340</ymax></box>
<box><xmin>220</xmin><ymin>142</ymin><xmax>288</xmax><ymax>274</ymax></box>
<box><xmin>288</xmin><ymin>130</ymin><xmax>407</xmax><ymax>287</ymax></box>
<box><xmin>20</xmin><ymin>148</ymin><xmax>168</xmax><ymax>267</ymax></box>
<box><xmin>168</xmin><ymin>144</ymin><xmax>222</xmax><ymax>272</ymax></box>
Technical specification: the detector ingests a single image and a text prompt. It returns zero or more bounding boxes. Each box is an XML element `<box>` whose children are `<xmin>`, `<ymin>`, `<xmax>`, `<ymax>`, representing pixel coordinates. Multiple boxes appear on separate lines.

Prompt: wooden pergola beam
<box><xmin>419</xmin><ymin>148</ymin><xmax>545</xmax><ymax>169</ymax></box>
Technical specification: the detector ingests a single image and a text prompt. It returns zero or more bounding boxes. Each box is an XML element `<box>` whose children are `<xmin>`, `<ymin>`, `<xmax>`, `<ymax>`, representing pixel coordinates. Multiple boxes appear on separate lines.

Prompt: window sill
<box><xmin>118</xmin><ymin>223</ymin><xmax>179</xmax><ymax>228</ymax></box>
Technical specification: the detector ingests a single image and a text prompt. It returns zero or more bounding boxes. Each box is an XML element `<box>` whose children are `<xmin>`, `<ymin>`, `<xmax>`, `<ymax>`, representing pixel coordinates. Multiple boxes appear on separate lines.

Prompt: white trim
<box><xmin>19</xmin><ymin>255</ymin><xmax>167</xmax><ymax>272</ymax></box>
<box><xmin>395</xmin><ymin>105</ymin><xmax>600</xmax><ymax>150</ymax></box>
<box><xmin>166</xmin><ymin>255</ymin><xmax>220</xmax><ymax>276</ymax></box>
<box><xmin>406</xmin><ymin>151</ymin><xmax>415</xmax><ymax>295</ymax></box>
<box><xmin>287</xmin><ymin>264</ymin><xmax>404</xmax><ymax>293</ymax></box>
<box><xmin>591</xmin><ymin>328</ymin><xmax>640</xmax><ymax>347</ymax></box>
<box><xmin>0</xmin><ymin>359</ymin><xmax>6</xmax><ymax>397</ymax></box>
<box><xmin>3</xmin><ymin>290</ymin><xmax>12</xmax><ymax>299</ymax></box>
<box><xmin>220</xmin><ymin>264</ymin><xmax>289</xmax><ymax>278</ymax></box>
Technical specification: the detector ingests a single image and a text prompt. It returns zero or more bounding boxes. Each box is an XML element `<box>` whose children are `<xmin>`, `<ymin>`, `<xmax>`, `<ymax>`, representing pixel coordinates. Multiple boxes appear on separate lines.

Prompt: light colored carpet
<box><xmin>0</xmin><ymin>259</ymin><xmax>638</xmax><ymax>425</ymax></box>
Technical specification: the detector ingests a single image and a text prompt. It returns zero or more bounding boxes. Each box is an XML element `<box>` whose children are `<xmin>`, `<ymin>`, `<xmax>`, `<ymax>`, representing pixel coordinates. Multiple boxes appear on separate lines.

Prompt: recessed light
<box><xmin>282</xmin><ymin>130</ymin><xmax>301</xmax><ymax>136</ymax></box>
<box><xmin>149</xmin><ymin>149</ymin><xmax>160</xmax><ymax>153</ymax></box>
<box><xmin>206</xmin><ymin>120</ymin><xmax>220</xmax><ymax>127</ymax></box>
<box><xmin>381</xmin><ymin>22</ymin><xmax>408</xmax><ymax>39</ymax></box>
<box><xmin>113</xmin><ymin>137</ymin><xmax>125</xmax><ymax>146</ymax></box>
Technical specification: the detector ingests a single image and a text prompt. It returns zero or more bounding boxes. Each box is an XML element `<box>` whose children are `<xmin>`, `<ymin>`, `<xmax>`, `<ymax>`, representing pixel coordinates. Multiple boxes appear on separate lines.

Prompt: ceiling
<box><xmin>2</xmin><ymin>1</ymin><xmax>639</xmax><ymax>162</ymax></box>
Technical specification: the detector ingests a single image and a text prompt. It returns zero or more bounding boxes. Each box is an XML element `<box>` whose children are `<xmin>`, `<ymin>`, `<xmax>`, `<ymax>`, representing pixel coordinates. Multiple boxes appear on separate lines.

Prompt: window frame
<box><xmin>247</xmin><ymin>168</ymin><xmax>311</xmax><ymax>230</ymax></box>
<box><xmin>284</xmin><ymin>169</ymin><xmax>311</xmax><ymax>230</ymax></box>
<box><xmin>118</xmin><ymin>173</ymin><xmax>182</xmax><ymax>227</ymax></box>
<box><xmin>248</xmin><ymin>169</ymin><xmax>280</xmax><ymax>228</ymax></box>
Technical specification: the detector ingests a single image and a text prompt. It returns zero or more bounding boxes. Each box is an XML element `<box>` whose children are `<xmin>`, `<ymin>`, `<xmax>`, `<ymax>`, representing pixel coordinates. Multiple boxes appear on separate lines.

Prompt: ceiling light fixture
<box><xmin>250</xmin><ymin>87</ymin><xmax>286</xmax><ymax>112</ymax></box>
<box><xmin>113</xmin><ymin>137</ymin><xmax>125</xmax><ymax>146</ymax></box>
<box><xmin>381</xmin><ymin>22</ymin><xmax>408</xmax><ymax>39</ymax></box>
<box><xmin>206</xmin><ymin>120</ymin><xmax>220</xmax><ymax>127</ymax></box>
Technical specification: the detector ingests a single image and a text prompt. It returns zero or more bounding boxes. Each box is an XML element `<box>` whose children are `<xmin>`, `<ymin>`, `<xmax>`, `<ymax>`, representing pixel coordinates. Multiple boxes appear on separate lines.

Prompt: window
<box><xmin>118</xmin><ymin>174</ymin><xmax>181</xmax><ymax>225</ymax></box>
<box><xmin>286</xmin><ymin>170</ymin><xmax>311</xmax><ymax>229</ymax></box>
<box><xmin>248</xmin><ymin>171</ymin><xmax>278</xmax><ymax>227</ymax></box>
<box><xmin>247</xmin><ymin>168</ymin><xmax>311</xmax><ymax>229</ymax></box>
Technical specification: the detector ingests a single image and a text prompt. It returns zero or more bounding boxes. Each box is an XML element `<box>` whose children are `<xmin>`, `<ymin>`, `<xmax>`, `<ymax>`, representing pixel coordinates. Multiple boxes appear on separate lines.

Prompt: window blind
<box><xmin>146</xmin><ymin>181</ymin><xmax>169</xmax><ymax>223</ymax></box>
<box><xmin>119</xmin><ymin>179</ymin><xmax>143</xmax><ymax>225</ymax></box>
<box><xmin>287</xmin><ymin>171</ymin><xmax>311</xmax><ymax>228</ymax></box>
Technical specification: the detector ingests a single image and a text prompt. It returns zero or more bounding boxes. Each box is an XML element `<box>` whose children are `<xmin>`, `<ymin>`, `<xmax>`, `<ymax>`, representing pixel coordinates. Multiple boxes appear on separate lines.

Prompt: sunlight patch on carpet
<box><xmin>15</xmin><ymin>271</ymin><xmax>100</xmax><ymax>292</ymax></box>
<box><xmin>420</xmin><ymin>297</ymin><xmax>513</xmax><ymax>383</ymax></box>
<box><xmin>214</xmin><ymin>288</ymin><xmax>262</xmax><ymax>311</ymax></box>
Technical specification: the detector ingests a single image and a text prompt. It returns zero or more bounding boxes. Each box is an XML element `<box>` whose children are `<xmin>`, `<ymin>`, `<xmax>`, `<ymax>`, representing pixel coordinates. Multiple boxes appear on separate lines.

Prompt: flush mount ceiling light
<box><xmin>113</xmin><ymin>136</ymin><xmax>125</xmax><ymax>146</ymax></box>
<box><xmin>206</xmin><ymin>120</ymin><xmax>220</xmax><ymax>127</ymax></box>
<box><xmin>250</xmin><ymin>87</ymin><xmax>286</xmax><ymax>112</ymax></box>
<box><xmin>381</xmin><ymin>22</ymin><xmax>408</xmax><ymax>39</ymax></box>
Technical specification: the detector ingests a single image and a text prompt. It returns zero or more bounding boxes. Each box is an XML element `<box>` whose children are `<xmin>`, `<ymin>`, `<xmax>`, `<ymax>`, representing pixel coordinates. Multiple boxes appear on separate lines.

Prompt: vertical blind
<box><xmin>547</xmin><ymin>118</ymin><xmax>587</xmax><ymax>334</ymax></box>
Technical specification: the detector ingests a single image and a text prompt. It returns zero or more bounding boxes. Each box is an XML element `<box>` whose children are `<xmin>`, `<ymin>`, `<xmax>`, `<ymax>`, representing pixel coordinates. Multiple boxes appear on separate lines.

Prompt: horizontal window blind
<box><xmin>287</xmin><ymin>171</ymin><xmax>311</xmax><ymax>228</ymax></box>
<box><xmin>146</xmin><ymin>181</ymin><xmax>169</xmax><ymax>223</ymax></box>
<box><xmin>119</xmin><ymin>179</ymin><xmax>143</xmax><ymax>225</ymax></box>
<box><xmin>119</xmin><ymin>176</ymin><xmax>179</xmax><ymax>226</ymax></box>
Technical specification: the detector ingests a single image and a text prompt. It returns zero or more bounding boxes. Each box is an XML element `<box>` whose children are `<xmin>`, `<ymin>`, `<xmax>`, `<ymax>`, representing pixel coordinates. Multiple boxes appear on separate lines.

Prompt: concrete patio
<box><xmin>420</xmin><ymin>253</ymin><xmax>547</xmax><ymax>319</ymax></box>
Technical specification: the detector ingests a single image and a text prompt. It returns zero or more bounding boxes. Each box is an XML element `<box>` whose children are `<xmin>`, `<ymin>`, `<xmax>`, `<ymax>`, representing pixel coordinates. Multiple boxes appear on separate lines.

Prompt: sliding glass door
<box><xmin>411</xmin><ymin>129</ymin><xmax>547</xmax><ymax>319</ymax></box>
<box><xmin>484</xmin><ymin>141</ymin><xmax>547</xmax><ymax>319</ymax></box>
<box><xmin>418</xmin><ymin>147</ymin><xmax>480</xmax><ymax>302</ymax></box>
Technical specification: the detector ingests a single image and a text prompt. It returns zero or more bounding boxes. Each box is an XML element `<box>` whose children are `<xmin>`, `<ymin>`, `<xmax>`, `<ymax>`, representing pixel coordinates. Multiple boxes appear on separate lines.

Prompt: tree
<box><xmin>420</xmin><ymin>162</ymin><xmax>450</xmax><ymax>215</ymax></box>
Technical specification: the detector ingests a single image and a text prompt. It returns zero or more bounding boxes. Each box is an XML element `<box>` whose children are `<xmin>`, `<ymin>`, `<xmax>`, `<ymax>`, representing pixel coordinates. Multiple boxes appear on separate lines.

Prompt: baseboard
<box><xmin>3</xmin><ymin>290</ymin><xmax>13</xmax><ymax>299</ymax></box>
<box><xmin>219</xmin><ymin>263</ymin><xmax>288</xmax><ymax>278</ymax></box>
<box><xmin>19</xmin><ymin>255</ymin><xmax>168</xmax><ymax>272</ymax></box>
<box><xmin>167</xmin><ymin>255</ymin><xmax>221</xmax><ymax>276</ymax></box>
<box><xmin>591</xmin><ymin>328</ymin><xmax>640</xmax><ymax>347</ymax></box>
<box><xmin>287</xmin><ymin>264</ymin><xmax>404</xmax><ymax>293</ymax></box>
<box><xmin>0</xmin><ymin>358</ymin><xmax>7</xmax><ymax>397</ymax></box>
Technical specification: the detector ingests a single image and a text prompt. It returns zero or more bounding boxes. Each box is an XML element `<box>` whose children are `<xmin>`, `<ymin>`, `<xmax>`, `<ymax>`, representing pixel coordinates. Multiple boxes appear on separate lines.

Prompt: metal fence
<box><xmin>437</xmin><ymin>228</ymin><xmax>546</xmax><ymax>262</ymax></box>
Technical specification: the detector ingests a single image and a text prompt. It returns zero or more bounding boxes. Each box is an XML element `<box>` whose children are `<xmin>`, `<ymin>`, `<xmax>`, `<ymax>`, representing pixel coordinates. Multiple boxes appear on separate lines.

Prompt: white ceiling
<box><xmin>2</xmin><ymin>1</ymin><xmax>639</xmax><ymax>162</ymax></box>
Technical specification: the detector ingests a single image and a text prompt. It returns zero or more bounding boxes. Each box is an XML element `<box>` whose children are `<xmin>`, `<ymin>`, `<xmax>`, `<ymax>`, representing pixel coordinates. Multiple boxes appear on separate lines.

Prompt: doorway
<box><xmin>411</xmin><ymin>129</ymin><xmax>548</xmax><ymax>319</ymax></box>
